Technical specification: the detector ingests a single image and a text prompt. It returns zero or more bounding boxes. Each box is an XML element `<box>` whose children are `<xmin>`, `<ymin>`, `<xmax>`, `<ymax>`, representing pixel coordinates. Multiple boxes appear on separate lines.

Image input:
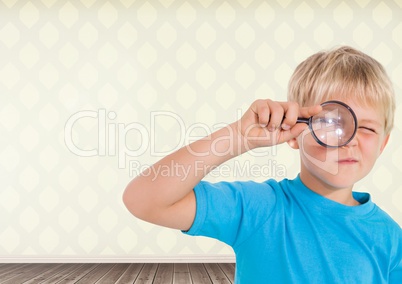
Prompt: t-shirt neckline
<box><xmin>290</xmin><ymin>175</ymin><xmax>376</xmax><ymax>217</ymax></box>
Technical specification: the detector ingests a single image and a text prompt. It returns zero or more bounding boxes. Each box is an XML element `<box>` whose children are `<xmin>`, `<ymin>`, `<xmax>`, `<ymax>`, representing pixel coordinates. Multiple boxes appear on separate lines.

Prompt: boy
<box><xmin>123</xmin><ymin>46</ymin><xmax>402</xmax><ymax>283</ymax></box>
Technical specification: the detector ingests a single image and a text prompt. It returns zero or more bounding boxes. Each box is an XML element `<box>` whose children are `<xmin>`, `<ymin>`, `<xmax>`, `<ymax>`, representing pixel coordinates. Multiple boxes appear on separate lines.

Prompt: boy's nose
<box><xmin>341</xmin><ymin>134</ymin><xmax>358</xmax><ymax>148</ymax></box>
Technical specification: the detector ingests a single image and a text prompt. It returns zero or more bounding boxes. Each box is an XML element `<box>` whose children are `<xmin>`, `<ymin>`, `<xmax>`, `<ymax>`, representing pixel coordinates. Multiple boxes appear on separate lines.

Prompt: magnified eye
<box><xmin>325</xmin><ymin>117</ymin><xmax>335</xmax><ymax>124</ymax></box>
<box><xmin>303</xmin><ymin>100</ymin><xmax>357</xmax><ymax>148</ymax></box>
<box><xmin>315</xmin><ymin>117</ymin><xmax>343</xmax><ymax>128</ymax></box>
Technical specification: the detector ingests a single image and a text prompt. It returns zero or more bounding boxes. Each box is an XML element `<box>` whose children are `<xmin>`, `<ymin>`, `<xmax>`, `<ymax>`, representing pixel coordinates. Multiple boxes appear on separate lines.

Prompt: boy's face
<box><xmin>293</xmin><ymin>100</ymin><xmax>389</xmax><ymax>192</ymax></box>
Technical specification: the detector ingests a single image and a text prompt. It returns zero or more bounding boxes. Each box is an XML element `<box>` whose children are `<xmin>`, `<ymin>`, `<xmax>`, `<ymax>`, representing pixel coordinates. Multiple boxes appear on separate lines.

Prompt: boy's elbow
<box><xmin>122</xmin><ymin>186</ymin><xmax>135</xmax><ymax>213</ymax></box>
<box><xmin>122</xmin><ymin>187</ymin><xmax>132</xmax><ymax>211</ymax></box>
<box><xmin>122</xmin><ymin>185</ymin><xmax>148</xmax><ymax>220</ymax></box>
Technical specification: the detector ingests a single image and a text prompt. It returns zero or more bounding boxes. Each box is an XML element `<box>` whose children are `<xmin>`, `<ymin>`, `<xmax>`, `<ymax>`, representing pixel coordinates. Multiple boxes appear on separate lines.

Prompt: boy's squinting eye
<box><xmin>358</xmin><ymin>126</ymin><xmax>377</xmax><ymax>134</ymax></box>
<box><xmin>357</xmin><ymin>119</ymin><xmax>383</xmax><ymax>135</ymax></box>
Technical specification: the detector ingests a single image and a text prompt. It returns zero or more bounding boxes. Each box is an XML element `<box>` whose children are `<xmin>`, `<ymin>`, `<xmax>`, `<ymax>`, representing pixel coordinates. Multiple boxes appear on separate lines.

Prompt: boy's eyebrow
<box><xmin>358</xmin><ymin>119</ymin><xmax>383</xmax><ymax>127</ymax></box>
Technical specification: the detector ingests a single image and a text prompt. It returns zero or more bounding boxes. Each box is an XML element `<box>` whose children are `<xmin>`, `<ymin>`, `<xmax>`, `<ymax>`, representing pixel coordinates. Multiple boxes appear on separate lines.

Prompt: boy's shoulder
<box><xmin>371</xmin><ymin>204</ymin><xmax>402</xmax><ymax>234</ymax></box>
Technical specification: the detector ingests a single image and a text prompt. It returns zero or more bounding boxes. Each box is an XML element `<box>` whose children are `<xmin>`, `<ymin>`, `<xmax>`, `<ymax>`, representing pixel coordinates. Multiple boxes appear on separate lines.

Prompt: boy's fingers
<box><xmin>280</xmin><ymin>102</ymin><xmax>299</xmax><ymax>130</ymax></box>
<box><xmin>279</xmin><ymin>123</ymin><xmax>309</xmax><ymax>144</ymax></box>
<box><xmin>267</xmin><ymin>102</ymin><xmax>284</xmax><ymax>131</ymax></box>
<box><xmin>278</xmin><ymin>103</ymin><xmax>322</xmax><ymax>144</ymax></box>
<box><xmin>289</xmin><ymin>123</ymin><xmax>309</xmax><ymax>138</ymax></box>
<box><xmin>248</xmin><ymin>101</ymin><xmax>321</xmax><ymax>145</ymax></box>
<box><xmin>252</xmin><ymin>100</ymin><xmax>282</xmax><ymax>129</ymax></box>
<box><xmin>253</xmin><ymin>101</ymin><xmax>270</xmax><ymax>127</ymax></box>
<box><xmin>298</xmin><ymin>104</ymin><xmax>322</xmax><ymax>119</ymax></box>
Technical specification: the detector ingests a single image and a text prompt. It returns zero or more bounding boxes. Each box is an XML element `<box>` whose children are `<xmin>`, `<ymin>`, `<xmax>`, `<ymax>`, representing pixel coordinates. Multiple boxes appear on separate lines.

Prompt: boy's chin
<box><xmin>318</xmin><ymin>173</ymin><xmax>366</xmax><ymax>191</ymax></box>
<box><xmin>302</xmin><ymin>169</ymin><xmax>359</xmax><ymax>191</ymax></box>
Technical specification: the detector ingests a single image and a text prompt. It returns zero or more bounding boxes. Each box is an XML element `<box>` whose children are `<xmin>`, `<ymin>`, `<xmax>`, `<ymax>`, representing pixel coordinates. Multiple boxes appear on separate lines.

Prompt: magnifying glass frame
<box><xmin>297</xmin><ymin>100</ymin><xmax>358</xmax><ymax>148</ymax></box>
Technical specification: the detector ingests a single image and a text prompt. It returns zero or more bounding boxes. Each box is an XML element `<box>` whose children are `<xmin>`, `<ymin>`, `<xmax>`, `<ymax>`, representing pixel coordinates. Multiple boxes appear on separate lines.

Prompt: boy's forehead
<box><xmin>301</xmin><ymin>89</ymin><xmax>387</xmax><ymax>122</ymax></box>
<box><xmin>315</xmin><ymin>94</ymin><xmax>378</xmax><ymax>110</ymax></box>
<box><xmin>309</xmin><ymin>95</ymin><xmax>386</xmax><ymax>123</ymax></box>
<box><xmin>340</xmin><ymin>100</ymin><xmax>385</xmax><ymax>124</ymax></box>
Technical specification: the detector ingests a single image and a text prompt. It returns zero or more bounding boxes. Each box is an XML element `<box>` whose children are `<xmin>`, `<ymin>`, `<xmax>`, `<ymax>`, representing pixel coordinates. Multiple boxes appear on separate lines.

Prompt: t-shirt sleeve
<box><xmin>389</xmin><ymin>228</ymin><xmax>402</xmax><ymax>283</ymax></box>
<box><xmin>390</xmin><ymin>258</ymin><xmax>402</xmax><ymax>283</ymax></box>
<box><xmin>183</xmin><ymin>179</ymin><xmax>277</xmax><ymax>247</ymax></box>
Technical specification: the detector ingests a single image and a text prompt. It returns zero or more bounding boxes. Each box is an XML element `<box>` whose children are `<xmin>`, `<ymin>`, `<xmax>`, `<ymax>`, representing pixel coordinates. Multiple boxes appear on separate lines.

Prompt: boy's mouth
<box><xmin>337</xmin><ymin>158</ymin><xmax>358</xmax><ymax>164</ymax></box>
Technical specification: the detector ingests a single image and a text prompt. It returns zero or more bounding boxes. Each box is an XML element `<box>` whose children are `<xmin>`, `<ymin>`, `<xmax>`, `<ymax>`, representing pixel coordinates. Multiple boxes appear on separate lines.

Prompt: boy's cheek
<box><xmin>297</xmin><ymin>131</ymin><xmax>320</xmax><ymax>154</ymax></box>
<box><xmin>301</xmin><ymin>144</ymin><xmax>336</xmax><ymax>163</ymax></box>
<box><xmin>298</xmin><ymin>133</ymin><xmax>340</xmax><ymax>169</ymax></box>
<box><xmin>357</xmin><ymin>133</ymin><xmax>388</xmax><ymax>156</ymax></box>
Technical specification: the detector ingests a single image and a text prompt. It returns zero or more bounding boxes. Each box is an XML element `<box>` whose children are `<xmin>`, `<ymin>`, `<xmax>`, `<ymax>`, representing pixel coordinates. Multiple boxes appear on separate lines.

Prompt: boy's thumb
<box><xmin>281</xmin><ymin>123</ymin><xmax>308</xmax><ymax>143</ymax></box>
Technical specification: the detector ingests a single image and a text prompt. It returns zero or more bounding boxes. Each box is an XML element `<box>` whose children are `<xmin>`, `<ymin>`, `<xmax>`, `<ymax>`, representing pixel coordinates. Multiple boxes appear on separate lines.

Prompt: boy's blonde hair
<box><xmin>287</xmin><ymin>46</ymin><xmax>395</xmax><ymax>135</ymax></box>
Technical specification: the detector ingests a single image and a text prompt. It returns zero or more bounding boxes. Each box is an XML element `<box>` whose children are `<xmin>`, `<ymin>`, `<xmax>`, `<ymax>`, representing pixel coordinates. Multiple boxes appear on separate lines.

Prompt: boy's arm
<box><xmin>123</xmin><ymin>122</ymin><xmax>244</xmax><ymax>231</ymax></box>
<box><xmin>122</xmin><ymin>100</ymin><xmax>321</xmax><ymax>231</ymax></box>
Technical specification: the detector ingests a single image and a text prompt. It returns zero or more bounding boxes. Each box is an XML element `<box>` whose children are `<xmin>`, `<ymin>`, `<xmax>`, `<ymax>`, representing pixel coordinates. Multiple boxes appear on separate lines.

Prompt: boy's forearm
<box><xmin>124</xmin><ymin>122</ymin><xmax>246</xmax><ymax>212</ymax></box>
<box><xmin>145</xmin><ymin>124</ymin><xmax>238</xmax><ymax>205</ymax></box>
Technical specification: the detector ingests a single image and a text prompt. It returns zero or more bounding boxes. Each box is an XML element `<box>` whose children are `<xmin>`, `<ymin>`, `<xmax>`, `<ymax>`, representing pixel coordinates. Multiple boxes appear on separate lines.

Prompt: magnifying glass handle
<box><xmin>296</xmin><ymin>118</ymin><xmax>309</xmax><ymax>124</ymax></box>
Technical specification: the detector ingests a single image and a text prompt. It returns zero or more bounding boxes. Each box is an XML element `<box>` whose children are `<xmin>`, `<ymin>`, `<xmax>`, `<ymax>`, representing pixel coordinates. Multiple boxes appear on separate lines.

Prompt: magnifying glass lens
<box><xmin>309</xmin><ymin>101</ymin><xmax>357</xmax><ymax>148</ymax></box>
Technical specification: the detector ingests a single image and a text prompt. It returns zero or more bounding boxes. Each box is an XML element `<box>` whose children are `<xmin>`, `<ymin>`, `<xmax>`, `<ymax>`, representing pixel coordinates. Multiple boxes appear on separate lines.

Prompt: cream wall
<box><xmin>1</xmin><ymin>0</ymin><xmax>401</xmax><ymax>262</ymax></box>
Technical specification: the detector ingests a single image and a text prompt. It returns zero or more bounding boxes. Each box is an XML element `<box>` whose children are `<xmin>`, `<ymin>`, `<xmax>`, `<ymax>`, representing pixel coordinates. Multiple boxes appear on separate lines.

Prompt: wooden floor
<box><xmin>0</xmin><ymin>263</ymin><xmax>235</xmax><ymax>284</ymax></box>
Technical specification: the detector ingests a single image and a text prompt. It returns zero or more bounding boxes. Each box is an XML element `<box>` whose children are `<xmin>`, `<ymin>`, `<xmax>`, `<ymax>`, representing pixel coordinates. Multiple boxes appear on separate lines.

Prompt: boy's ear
<box><xmin>379</xmin><ymin>134</ymin><xmax>390</xmax><ymax>155</ymax></box>
<box><xmin>287</xmin><ymin>137</ymin><xmax>300</xmax><ymax>149</ymax></box>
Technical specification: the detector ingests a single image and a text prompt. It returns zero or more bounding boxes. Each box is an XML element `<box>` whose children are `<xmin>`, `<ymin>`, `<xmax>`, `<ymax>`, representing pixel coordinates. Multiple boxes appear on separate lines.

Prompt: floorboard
<box><xmin>75</xmin><ymin>263</ymin><xmax>115</xmax><ymax>284</ymax></box>
<box><xmin>153</xmin><ymin>263</ymin><xmax>173</xmax><ymax>284</ymax></box>
<box><xmin>38</xmin><ymin>263</ymin><xmax>83</xmax><ymax>284</ymax></box>
<box><xmin>0</xmin><ymin>264</ymin><xmax>39</xmax><ymax>283</ymax></box>
<box><xmin>56</xmin><ymin>264</ymin><xmax>99</xmax><ymax>284</ymax></box>
<box><xmin>188</xmin><ymin>263</ymin><xmax>212</xmax><ymax>284</ymax></box>
<box><xmin>96</xmin><ymin>263</ymin><xmax>131</xmax><ymax>283</ymax></box>
<box><xmin>0</xmin><ymin>263</ymin><xmax>235</xmax><ymax>283</ymax></box>
<box><xmin>217</xmin><ymin>263</ymin><xmax>235</xmax><ymax>281</ymax></box>
<box><xmin>115</xmin><ymin>263</ymin><xmax>144</xmax><ymax>284</ymax></box>
<box><xmin>173</xmin><ymin>263</ymin><xmax>191</xmax><ymax>284</ymax></box>
<box><xmin>0</xmin><ymin>263</ymin><xmax>31</xmax><ymax>280</ymax></box>
<box><xmin>204</xmin><ymin>264</ymin><xmax>231</xmax><ymax>284</ymax></box>
<box><xmin>134</xmin><ymin>263</ymin><xmax>159</xmax><ymax>284</ymax></box>
<box><xmin>23</xmin><ymin>264</ymin><xmax>66</xmax><ymax>284</ymax></box>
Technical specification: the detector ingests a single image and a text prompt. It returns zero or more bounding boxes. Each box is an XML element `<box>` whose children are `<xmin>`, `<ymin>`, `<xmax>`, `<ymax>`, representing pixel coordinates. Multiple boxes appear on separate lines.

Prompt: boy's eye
<box><xmin>358</xmin><ymin>126</ymin><xmax>377</xmax><ymax>133</ymax></box>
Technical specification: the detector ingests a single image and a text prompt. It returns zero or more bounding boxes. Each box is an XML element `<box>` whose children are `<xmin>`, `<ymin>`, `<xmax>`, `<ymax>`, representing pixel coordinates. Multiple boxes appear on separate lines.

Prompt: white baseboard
<box><xmin>0</xmin><ymin>255</ymin><xmax>236</xmax><ymax>263</ymax></box>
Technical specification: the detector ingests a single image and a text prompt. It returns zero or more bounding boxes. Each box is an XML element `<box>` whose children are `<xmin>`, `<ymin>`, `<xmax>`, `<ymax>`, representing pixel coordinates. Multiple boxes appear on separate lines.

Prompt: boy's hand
<box><xmin>235</xmin><ymin>99</ymin><xmax>322</xmax><ymax>150</ymax></box>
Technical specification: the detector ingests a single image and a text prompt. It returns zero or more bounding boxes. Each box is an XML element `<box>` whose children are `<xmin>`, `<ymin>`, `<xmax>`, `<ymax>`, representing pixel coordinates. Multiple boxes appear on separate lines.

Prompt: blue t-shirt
<box><xmin>184</xmin><ymin>175</ymin><xmax>402</xmax><ymax>283</ymax></box>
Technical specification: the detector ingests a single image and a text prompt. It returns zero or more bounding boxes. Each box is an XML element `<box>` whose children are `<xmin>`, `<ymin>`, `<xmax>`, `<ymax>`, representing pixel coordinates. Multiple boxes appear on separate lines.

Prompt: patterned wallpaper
<box><xmin>1</xmin><ymin>0</ymin><xmax>401</xmax><ymax>261</ymax></box>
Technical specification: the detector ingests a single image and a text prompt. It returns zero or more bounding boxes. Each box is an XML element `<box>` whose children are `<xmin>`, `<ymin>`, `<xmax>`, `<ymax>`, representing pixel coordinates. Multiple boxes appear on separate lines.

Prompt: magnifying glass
<box><xmin>297</xmin><ymin>100</ymin><xmax>357</xmax><ymax>148</ymax></box>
